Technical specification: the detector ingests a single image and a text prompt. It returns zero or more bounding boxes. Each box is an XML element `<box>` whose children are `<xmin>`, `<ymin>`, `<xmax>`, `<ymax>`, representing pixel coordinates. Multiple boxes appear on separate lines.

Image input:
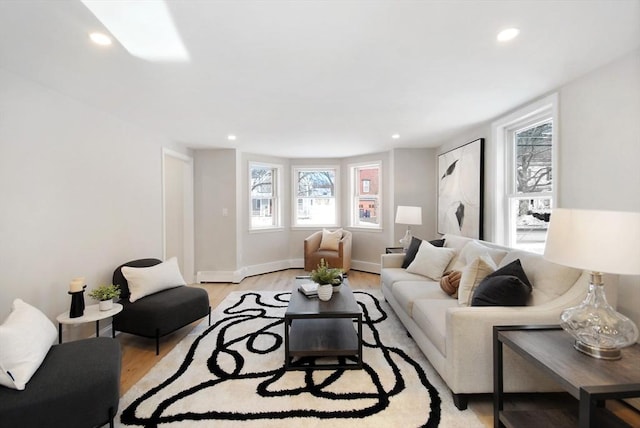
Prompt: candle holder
<box><xmin>68</xmin><ymin>285</ymin><xmax>86</xmax><ymax>318</ymax></box>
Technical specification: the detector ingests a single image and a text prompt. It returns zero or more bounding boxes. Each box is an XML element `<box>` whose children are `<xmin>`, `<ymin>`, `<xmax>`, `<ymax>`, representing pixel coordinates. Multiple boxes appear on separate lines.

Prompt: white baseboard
<box><xmin>197</xmin><ymin>259</ymin><xmax>379</xmax><ymax>283</ymax></box>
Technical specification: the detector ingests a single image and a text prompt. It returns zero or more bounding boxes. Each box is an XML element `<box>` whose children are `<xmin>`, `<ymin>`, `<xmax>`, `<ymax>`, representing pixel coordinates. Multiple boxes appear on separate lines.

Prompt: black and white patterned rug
<box><xmin>117</xmin><ymin>290</ymin><xmax>483</xmax><ymax>427</ymax></box>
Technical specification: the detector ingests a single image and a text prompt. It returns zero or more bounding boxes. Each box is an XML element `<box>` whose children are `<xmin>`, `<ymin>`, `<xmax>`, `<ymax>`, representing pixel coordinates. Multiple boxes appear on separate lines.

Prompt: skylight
<box><xmin>81</xmin><ymin>0</ymin><xmax>190</xmax><ymax>62</ymax></box>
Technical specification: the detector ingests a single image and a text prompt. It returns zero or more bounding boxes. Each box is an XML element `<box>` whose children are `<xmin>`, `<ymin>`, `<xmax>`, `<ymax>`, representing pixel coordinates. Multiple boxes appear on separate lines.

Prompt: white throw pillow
<box><xmin>122</xmin><ymin>257</ymin><xmax>186</xmax><ymax>303</ymax></box>
<box><xmin>319</xmin><ymin>228</ymin><xmax>343</xmax><ymax>251</ymax></box>
<box><xmin>458</xmin><ymin>255</ymin><xmax>497</xmax><ymax>306</ymax></box>
<box><xmin>406</xmin><ymin>240</ymin><xmax>456</xmax><ymax>280</ymax></box>
<box><xmin>0</xmin><ymin>299</ymin><xmax>57</xmax><ymax>390</ymax></box>
<box><xmin>458</xmin><ymin>240</ymin><xmax>508</xmax><ymax>267</ymax></box>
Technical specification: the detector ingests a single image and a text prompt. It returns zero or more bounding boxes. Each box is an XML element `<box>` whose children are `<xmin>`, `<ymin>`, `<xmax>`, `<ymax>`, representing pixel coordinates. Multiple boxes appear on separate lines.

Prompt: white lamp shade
<box><xmin>544</xmin><ymin>208</ymin><xmax>640</xmax><ymax>276</ymax></box>
<box><xmin>395</xmin><ymin>206</ymin><xmax>422</xmax><ymax>225</ymax></box>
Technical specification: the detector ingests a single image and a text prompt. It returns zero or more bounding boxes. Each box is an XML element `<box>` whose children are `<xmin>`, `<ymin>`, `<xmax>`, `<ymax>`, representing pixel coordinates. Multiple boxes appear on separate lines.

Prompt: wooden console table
<box><xmin>493</xmin><ymin>325</ymin><xmax>640</xmax><ymax>428</ymax></box>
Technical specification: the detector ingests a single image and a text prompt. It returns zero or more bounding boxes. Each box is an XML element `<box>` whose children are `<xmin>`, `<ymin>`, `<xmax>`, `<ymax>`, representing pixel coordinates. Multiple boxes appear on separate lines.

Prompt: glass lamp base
<box><xmin>560</xmin><ymin>272</ymin><xmax>638</xmax><ymax>360</ymax></box>
<box><xmin>399</xmin><ymin>229</ymin><xmax>412</xmax><ymax>251</ymax></box>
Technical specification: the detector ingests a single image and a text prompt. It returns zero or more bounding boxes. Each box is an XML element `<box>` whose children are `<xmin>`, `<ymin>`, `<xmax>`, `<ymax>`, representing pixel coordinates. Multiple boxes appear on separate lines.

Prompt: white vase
<box><xmin>99</xmin><ymin>299</ymin><xmax>113</xmax><ymax>311</ymax></box>
<box><xmin>317</xmin><ymin>284</ymin><xmax>333</xmax><ymax>301</ymax></box>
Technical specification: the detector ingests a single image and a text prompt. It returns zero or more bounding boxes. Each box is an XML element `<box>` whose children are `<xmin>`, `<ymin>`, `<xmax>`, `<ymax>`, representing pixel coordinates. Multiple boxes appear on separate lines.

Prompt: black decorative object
<box><xmin>68</xmin><ymin>285</ymin><xmax>86</xmax><ymax>318</ymax></box>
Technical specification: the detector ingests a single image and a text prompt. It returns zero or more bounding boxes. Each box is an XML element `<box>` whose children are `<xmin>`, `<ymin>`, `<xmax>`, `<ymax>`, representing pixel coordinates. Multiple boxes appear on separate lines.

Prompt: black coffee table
<box><xmin>284</xmin><ymin>279</ymin><xmax>363</xmax><ymax>370</ymax></box>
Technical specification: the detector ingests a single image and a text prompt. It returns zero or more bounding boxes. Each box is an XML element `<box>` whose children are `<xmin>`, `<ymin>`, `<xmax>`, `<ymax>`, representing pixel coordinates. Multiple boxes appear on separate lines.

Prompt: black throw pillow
<box><xmin>471</xmin><ymin>275</ymin><xmax>532</xmax><ymax>306</ymax></box>
<box><xmin>401</xmin><ymin>238</ymin><xmax>446</xmax><ymax>268</ymax></box>
<box><xmin>484</xmin><ymin>259</ymin><xmax>532</xmax><ymax>288</ymax></box>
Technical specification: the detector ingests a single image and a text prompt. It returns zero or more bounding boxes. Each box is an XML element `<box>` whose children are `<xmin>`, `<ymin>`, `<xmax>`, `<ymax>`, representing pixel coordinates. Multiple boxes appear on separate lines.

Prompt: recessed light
<box><xmin>392</xmin><ymin>134</ymin><xmax>400</xmax><ymax>140</ymax></box>
<box><xmin>89</xmin><ymin>32</ymin><xmax>112</xmax><ymax>46</ymax></box>
<box><xmin>497</xmin><ymin>28</ymin><xmax>519</xmax><ymax>42</ymax></box>
<box><xmin>227</xmin><ymin>135</ymin><xmax>237</xmax><ymax>141</ymax></box>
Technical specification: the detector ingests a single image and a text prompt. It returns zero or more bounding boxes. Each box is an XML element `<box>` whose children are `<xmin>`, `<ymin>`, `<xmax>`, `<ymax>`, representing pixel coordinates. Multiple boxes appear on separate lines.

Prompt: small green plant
<box><xmin>88</xmin><ymin>284</ymin><xmax>121</xmax><ymax>301</ymax></box>
<box><xmin>310</xmin><ymin>259</ymin><xmax>343</xmax><ymax>285</ymax></box>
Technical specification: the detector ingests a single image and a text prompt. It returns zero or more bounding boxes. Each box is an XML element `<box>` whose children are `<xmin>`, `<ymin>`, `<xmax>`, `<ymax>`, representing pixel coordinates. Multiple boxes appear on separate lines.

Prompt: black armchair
<box><xmin>112</xmin><ymin>258</ymin><xmax>211</xmax><ymax>355</ymax></box>
<box><xmin>0</xmin><ymin>337</ymin><xmax>121</xmax><ymax>428</ymax></box>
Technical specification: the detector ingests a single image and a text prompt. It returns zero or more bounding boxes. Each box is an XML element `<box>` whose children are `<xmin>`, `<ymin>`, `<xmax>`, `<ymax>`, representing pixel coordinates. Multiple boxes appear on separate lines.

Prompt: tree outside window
<box><xmin>293</xmin><ymin>167</ymin><xmax>338</xmax><ymax>226</ymax></box>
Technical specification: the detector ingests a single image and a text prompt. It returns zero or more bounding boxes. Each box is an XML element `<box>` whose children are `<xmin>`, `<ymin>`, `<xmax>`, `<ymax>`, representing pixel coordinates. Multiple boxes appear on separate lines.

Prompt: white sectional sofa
<box><xmin>381</xmin><ymin>233</ymin><xmax>617</xmax><ymax>410</ymax></box>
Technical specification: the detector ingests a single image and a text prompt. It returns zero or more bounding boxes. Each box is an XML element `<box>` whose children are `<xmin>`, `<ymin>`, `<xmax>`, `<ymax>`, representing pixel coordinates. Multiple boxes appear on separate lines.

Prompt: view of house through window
<box><xmin>509</xmin><ymin>120</ymin><xmax>553</xmax><ymax>252</ymax></box>
<box><xmin>293</xmin><ymin>167</ymin><xmax>338</xmax><ymax>226</ymax></box>
<box><xmin>250</xmin><ymin>163</ymin><xmax>280</xmax><ymax>229</ymax></box>
<box><xmin>351</xmin><ymin>163</ymin><xmax>381</xmax><ymax>228</ymax></box>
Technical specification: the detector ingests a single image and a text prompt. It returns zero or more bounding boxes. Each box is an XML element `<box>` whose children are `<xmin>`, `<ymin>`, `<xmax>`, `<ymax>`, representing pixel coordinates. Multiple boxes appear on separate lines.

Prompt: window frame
<box><xmin>492</xmin><ymin>93</ymin><xmax>558</xmax><ymax>251</ymax></box>
<box><xmin>349</xmin><ymin>161</ymin><xmax>382</xmax><ymax>229</ymax></box>
<box><xmin>291</xmin><ymin>165</ymin><xmax>340</xmax><ymax>228</ymax></box>
<box><xmin>248</xmin><ymin>161</ymin><xmax>282</xmax><ymax>231</ymax></box>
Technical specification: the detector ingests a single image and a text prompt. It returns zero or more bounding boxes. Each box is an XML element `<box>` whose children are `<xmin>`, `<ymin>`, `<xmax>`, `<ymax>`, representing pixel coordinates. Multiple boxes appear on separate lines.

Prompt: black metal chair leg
<box><xmin>155</xmin><ymin>329</ymin><xmax>160</xmax><ymax>355</ymax></box>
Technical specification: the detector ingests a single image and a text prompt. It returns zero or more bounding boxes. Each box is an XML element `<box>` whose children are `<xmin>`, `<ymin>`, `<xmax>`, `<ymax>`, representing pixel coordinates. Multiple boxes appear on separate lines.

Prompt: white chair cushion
<box><xmin>122</xmin><ymin>257</ymin><xmax>186</xmax><ymax>303</ymax></box>
<box><xmin>319</xmin><ymin>228</ymin><xmax>343</xmax><ymax>251</ymax></box>
<box><xmin>0</xmin><ymin>299</ymin><xmax>57</xmax><ymax>390</ymax></box>
<box><xmin>406</xmin><ymin>240</ymin><xmax>456</xmax><ymax>280</ymax></box>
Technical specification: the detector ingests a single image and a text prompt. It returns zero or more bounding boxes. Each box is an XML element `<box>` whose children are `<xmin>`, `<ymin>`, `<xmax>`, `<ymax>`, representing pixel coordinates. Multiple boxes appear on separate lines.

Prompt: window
<box><xmin>493</xmin><ymin>94</ymin><xmax>557</xmax><ymax>253</ymax></box>
<box><xmin>249</xmin><ymin>163</ymin><xmax>281</xmax><ymax>230</ymax></box>
<box><xmin>350</xmin><ymin>162</ymin><xmax>381</xmax><ymax>228</ymax></box>
<box><xmin>293</xmin><ymin>167</ymin><xmax>338</xmax><ymax>227</ymax></box>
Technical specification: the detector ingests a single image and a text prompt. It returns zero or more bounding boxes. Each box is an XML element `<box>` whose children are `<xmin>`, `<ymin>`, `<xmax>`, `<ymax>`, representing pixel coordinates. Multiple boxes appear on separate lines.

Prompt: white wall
<box><xmin>558</xmin><ymin>49</ymin><xmax>640</xmax><ymax>331</ymax></box>
<box><xmin>194</xmin><ymin>149</ymin><xmax>238</xmax><ymax>275</ymax></box>
<box><xmin>434</xmin><ymin>49</ymin><xmax>640</xmax><ymax>332</ymax></box>
<box><xmin>0</xmin><ymin>69</ymin><xmax>189</xmax><ymax>327</ymax></box>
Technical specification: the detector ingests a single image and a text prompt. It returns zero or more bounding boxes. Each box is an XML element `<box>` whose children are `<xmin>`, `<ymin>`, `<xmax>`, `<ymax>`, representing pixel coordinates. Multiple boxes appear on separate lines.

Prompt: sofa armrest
<box><xmin>444</xmin><ymin>305</ymin><xmax>569</xmax><ymax>393</ymax></box>
<box><xmin>381</xmin><ymin>253</ymin><xmax>405</xmax><ymax>269</ymax></box>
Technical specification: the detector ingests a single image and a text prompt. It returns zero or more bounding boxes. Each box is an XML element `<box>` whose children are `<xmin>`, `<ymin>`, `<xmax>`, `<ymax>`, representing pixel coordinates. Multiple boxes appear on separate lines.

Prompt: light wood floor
<box><xmin>116</xmin><ymin>269</ymin><xmax>640</xmax><ymax>427</ymax></box>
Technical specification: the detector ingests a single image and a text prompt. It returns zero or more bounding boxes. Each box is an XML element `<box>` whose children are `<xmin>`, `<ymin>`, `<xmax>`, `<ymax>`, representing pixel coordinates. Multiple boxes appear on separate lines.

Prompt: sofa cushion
<box><xmin>391</xmin><ymin>281</ymin><xmax>449</xmax><ymax>316</ymax></box>
<box><xmin>122</xmin><ymin>257</ymin><xmax>187</xmax><ymax>303</ymax></box>
<box><xmin>457</xmin><ymin>255</ymin><xmax>497</xmax><ymax>306</ymax></box>
<box><xmin>381</xmin><ymin>267</ymin><xmax>428</xmax><ymax>288</ymax></box>
<box><xmin>406</xmin><ymin>241</ymin><xmax>456</xmax><ymax>280</ymax></box>
<box><xmin>402</xmin><ymin>237</ymin><xmax>445</xmax><ymax>268</ymax></box>
<box><xmin>471</xmin><ymin>275</ymin><xmax>532</xmax><ymax>306</ymax></box>
<box><xmin>412</xmin><ymin>298</ymin><xmax>458</xmax><ymax>356</ymax></box>
<box><xmin>319</xmin><ymin>228</ymin><xmax>343</xmax><ymax>251</ymax></box>
<box><xmin>0</xmin><ymin>299</ymin><xmax>57</xmax><ymax>390</ymax></box>
<box><xmin>499</xmin><ymin>251</ymin><xmax>582</xmax><ymax>305</ymax></box>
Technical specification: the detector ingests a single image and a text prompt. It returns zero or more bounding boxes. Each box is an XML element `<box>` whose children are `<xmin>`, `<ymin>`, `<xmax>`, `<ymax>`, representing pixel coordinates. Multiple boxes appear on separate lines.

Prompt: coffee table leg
<box><xmin>284</xmin><ymin>317</ymin><xmax>290</xmax><ymax>369</ymax></box>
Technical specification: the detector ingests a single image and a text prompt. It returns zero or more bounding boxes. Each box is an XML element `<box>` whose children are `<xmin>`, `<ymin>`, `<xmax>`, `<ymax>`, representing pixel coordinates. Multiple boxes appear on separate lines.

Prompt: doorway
<box><xmin>162</xmin><ymin>149</ymin><xmax>195</xmax><ymax>283</ymax></box>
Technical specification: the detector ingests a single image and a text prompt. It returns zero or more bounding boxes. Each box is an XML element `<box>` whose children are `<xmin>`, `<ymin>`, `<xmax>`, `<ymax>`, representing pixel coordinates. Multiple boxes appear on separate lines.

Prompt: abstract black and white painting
<box><xmin>437</xmin><ymin>138</ymin><xmax>484</xmax><ymax>239</ymax></box>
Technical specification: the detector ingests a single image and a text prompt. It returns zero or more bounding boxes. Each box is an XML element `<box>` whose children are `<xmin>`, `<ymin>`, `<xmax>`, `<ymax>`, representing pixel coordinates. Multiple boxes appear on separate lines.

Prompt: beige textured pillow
<box><xmin>406</xmin><ymin>240</ymin><xmax>456</xmax><ymax>280</ymax></box>
<box><xmin>458</xmin><ymin>255</ymin><xmax>497</xmax><ymax>306</ymax></box>
<box><xmin>319</xmin><ymin>228</ymin><xmax>343</xmax><ymax>251</ymax></box>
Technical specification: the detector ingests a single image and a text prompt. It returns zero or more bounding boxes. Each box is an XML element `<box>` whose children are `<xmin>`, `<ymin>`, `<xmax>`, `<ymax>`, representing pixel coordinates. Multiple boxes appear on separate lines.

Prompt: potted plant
<box><xmin>310</xmin><ymin>259</ymin><xmax>343</xmax><ymax>301</ymax></box>
<box><xmin>88</xmin><ymin>284</ymin><xmax>121</xmax><ymax>311</ymax></box>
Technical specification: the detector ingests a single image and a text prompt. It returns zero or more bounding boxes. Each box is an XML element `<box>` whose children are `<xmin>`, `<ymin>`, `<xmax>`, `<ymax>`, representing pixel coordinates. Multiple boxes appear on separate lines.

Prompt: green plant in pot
<box><xmin>310</xmin><ymin>259</ymin><xmax>343</xmax><ymax>301</ymax></box>
<box><xmin>88</xmin><ymin>284</ymin><xmax>121</xmax><ymax>311</ymax></box>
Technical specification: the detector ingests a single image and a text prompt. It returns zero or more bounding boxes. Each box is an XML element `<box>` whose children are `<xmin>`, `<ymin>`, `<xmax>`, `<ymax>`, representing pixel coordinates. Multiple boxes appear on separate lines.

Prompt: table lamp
<box><xmin>544</xmin><ymin>208</ymin><xmax>640</xmax><ymax>360</ymax></box>
<box><xmin>395</xmin><ymin>206</ymin><xmax>422</xmax><ymax>251</ymax></box>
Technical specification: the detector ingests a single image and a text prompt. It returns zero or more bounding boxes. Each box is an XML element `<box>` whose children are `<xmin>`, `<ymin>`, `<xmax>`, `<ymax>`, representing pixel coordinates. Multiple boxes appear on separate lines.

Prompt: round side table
<box><xmin>56</xmin><ymin>303</ymin><xmax>123</xmax><ymax>344</ymax></box>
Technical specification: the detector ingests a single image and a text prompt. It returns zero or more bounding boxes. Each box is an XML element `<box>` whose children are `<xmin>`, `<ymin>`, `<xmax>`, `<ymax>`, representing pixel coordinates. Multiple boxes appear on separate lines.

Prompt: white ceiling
<box><xmin>1</xmin><ymin>0</ymin><xmax>639</xmax><ymax>158</ymax></box>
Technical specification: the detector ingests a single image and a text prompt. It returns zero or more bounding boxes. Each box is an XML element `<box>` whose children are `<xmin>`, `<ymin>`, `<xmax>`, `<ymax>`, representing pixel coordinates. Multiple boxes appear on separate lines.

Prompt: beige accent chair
<box><xmin>304</xmin><ymin>230</ymin><xmax>352</xmax><ymax>273</ymax></box>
